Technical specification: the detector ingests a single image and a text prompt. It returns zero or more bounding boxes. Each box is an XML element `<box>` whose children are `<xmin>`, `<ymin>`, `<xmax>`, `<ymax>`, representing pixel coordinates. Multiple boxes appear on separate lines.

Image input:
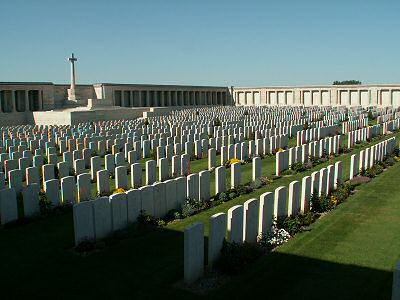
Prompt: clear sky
<box><xmin>1</xmin><ymin>0</ymin><xmax>399</xmax><ymax>87</ymax></box>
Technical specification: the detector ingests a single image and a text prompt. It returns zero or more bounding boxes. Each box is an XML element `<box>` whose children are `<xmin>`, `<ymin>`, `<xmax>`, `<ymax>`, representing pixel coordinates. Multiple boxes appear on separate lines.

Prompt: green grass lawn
<box><xmin>1</xmin><ymin>133</ymin><xmax>399</xmax><ymax>299</ymax></box>
<box><xmin>211</xmin><ymin>159</ymin><xmax>400</xmax><ymax>300</ymax></box>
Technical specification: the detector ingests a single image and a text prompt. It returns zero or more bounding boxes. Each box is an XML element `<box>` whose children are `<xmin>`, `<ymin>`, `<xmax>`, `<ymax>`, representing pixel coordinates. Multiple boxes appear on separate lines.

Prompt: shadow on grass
<box><xmin>0</xmin><ymin>211</ymin><xmax>394</xmax><ymax>300</ymax></box>
<box><xmin>209</xmin><ymin>251</ymin><xmax>393</xmax><ymax>300</ymax></box>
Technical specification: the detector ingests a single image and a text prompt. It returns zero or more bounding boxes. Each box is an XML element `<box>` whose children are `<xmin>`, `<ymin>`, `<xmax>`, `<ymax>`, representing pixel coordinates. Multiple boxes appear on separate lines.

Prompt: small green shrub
<box><xmin>228</xmin><ymin>192</ymin><xmax>237</xmax><ymax>200</ymax></box>
<box><xmin>310</xmin><ymin>193</ymin><xmax>333</xmax><ymax>213</ymax></box>
<box><xmin>385</xmin><ymin>156</ymin><xmax>395</xmax><ymax>166</ymax></box>
<box><xmin>291</xmin><ymin>162</ymin><xmax>306</xmax><ymax>173</ymax></box>
<box><xmin>363</xmin><ymin>165</ymin><xmax>384</xmax><ymax>178</ymax></box>
<box><xmin>137</xmin><ymin>211</ymin><xmax>160</xmax><ymax>228</ymax></box>
<box><xmin>276</xmin><ymin>212</ymin><xmax>319</xmax><ymax>236</ymax></box>
<box><xmin>215</xmin><ymin>241</ymin><xmax>265</xmax><ymax>275</ymax></box>
<box><xmin>217</xmin><ymin>192</ymin><xmax>228</xmax><ymax>202</ymax></box>
<box><xmin>281</xmin><ymin>169</ymin><xmax>295</xmax><ymax>176</ymax></box>
<box><xmin>250</xmin><ymin>178</ymin><xmax>262</xmax><ymax>190</ymax></box>
<box><xmin>181</xmin><ymin>198</ymin><xmax>207</xmax><ymax>218</ymax></box>
<box><xmin>236</xmin><ymin>185</ymin><xmax>247</xmax><ymax>196</ymax></box>
<box><xmin>165</xmin><ymin>209</ymin><xmax>181</xmax><ymax>221</ymax></box>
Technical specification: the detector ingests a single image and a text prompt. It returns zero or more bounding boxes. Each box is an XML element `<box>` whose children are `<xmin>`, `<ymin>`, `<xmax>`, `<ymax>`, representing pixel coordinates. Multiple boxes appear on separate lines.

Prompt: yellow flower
<box><xmin>277</xmin><ymin>148</ymin><xmax>284</xmax><ymax>152</ymax></box>
<box><xmin>112</xmin><ymin>188</ymin><xmax>126</xmax><ymax>195</ymax></box>
<box><xmin>330</xmin><ymin>195</ymin><xmax>338</xmax><ymax>207</ymax></box>
<box><xmin>225</xmin><ymin>158</ymin><xmax>241</xmax><ymax>167</ymax></box>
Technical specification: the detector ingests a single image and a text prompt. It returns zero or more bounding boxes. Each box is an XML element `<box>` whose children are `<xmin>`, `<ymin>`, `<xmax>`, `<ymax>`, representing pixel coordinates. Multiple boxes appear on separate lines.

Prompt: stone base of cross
<box><xmin>68</xmin><ymin>88</ymin><xmax>78</xmax><ymax>101</ymax></box>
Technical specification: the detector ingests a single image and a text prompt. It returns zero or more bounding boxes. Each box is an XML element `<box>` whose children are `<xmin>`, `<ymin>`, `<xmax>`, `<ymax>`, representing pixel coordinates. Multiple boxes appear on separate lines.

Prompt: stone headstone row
<box><xmin>184</xmin><ymin>161</ymin><xmax>343</xmax><ymax>283</ymax></box>
<box><xmin>350</xmin><ymin>137</ymin><xmax>396</xmax><ymax>179</ymax></box>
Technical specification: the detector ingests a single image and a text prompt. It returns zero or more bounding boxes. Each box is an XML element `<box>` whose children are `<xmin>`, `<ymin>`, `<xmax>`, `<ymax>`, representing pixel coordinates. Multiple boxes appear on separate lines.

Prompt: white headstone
<box><xmin>274</xmin><ymin>186</ymin><xmax>288</xmax><ymax>218</ymax></box>
<box><xmin>73</xmin><ymin>201</ymin><xmax>95</xmax><ymax>245</ymax></box>
<box><xmin>184</xmin><ymin>222</ymin><xmax>204</xmax><ymax>283</ymax></box>
<box><xmin>259</xmin><ymin>192</ymin><xmax>274</xmax><ymax>234</ymax></box>
<box><xmin>243</xmin><ymin>198</ymin><xmax>259</xmax><ymax>243</ymax></box>
<box><xmin>110</xmin><ymin>192</ymin><xmax>128</xmax><ymax>231</ymax></box>
<box><xmin>227</xmin><ymin>205</ymin><xmax>244</xmax><ymax>243</ymax></box>
<box><xmin>93</xmin><ymin>196</ymin><xmax>112</xmax><ymax>239</ymax></box>
<box><xmin>208</xmin><ymin>213</ymin><xmax>227</xmax><ymax>269</ymax></box>
<box><xmin>0</xmin><ymin>188</ymin><xmax>18</xmax><ymax>225</ymax></box>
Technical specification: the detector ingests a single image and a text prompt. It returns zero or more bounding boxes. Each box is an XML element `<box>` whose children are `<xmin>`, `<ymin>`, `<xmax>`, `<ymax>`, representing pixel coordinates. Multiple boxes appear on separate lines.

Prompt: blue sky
<box><xmin>1</xmin><ymin>0</ymin><xmax>399</xmax><ymax>86</ymax></box>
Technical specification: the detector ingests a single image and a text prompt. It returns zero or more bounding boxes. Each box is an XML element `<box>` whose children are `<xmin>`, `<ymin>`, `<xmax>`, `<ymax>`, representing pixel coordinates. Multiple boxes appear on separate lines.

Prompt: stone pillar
<box><xmin>11</xmin><ymin>90</ymin><xmax>16</xmax><ymax>112</ymax></box>
<box><xmin>138</xmin><ymin>90</ymin><xmax>142</xmax><ymax>106</ymax></box>
<box><xmin>154</xmin><ymin>91</ymin><xmax>158</xmax><ymax>106</ymax></box>
<box><xmin>161</xmin><ymin>91</ymin><xmax>165</xmax><ymax>107</ymax></box>
<box><xmin>121</xmin><ymin>91</ymin><xmax>125</xmax><ymax>107</ymax></box>
<box><xmin>24</xmin><ymin>90</ymin><xmax>29</xmax><ymax>112</ymax></box>
<box><xmin>225</xmin><ymin>91</ymin><xmax>228</xmax><ymax>105</ymax></box>
<box><xmin>146</xmin><ymin>90</ymin><xmax>150</xmax><ymax>107</ymax></box>
<box><xmin>0</xmin><ymin>90</ymin><xmax>3</xmax><ymax>113</ymax></box>
<box><xmin>167</xmin><ymin>91</ymin><xmax>171</xmax><ymax>106</ymax></box>
<box><xmin>129</xmin><ymin>91</ymin><xmax>133</xmax><ymax>107</ymax></box>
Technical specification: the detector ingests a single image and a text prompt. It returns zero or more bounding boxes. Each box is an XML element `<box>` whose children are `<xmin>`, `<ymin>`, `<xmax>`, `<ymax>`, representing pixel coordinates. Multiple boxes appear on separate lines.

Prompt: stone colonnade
<box><xmin>233</xmin><ymin>85</ymin><xmax>400</xmax><ymax>107</ymax></box>
<box><xmin>0</xmin><ymin>89</ymin><xmax>43</xmax><ymax>113</ymax></box>
<box><xmin>112</xmin><ymin>89</ymin><xmax>228</xmax><ymax>107</ymax></box>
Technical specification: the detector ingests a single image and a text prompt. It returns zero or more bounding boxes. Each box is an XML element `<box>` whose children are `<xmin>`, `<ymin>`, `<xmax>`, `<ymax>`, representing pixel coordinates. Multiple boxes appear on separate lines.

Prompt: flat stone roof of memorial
<box><xmin>94</xmin><ymin>83</ymin><xmax>228</xmax><ymax>89</ymax></box>
<box><xmin>0</xmin><ymin>82</ymin><xmax>54</xmax><ymax>85</ymax></box>
<box><xmin>234</xmin><ymin>84</ymin><xmax>400</xmax><ymax>89</ymax></box>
